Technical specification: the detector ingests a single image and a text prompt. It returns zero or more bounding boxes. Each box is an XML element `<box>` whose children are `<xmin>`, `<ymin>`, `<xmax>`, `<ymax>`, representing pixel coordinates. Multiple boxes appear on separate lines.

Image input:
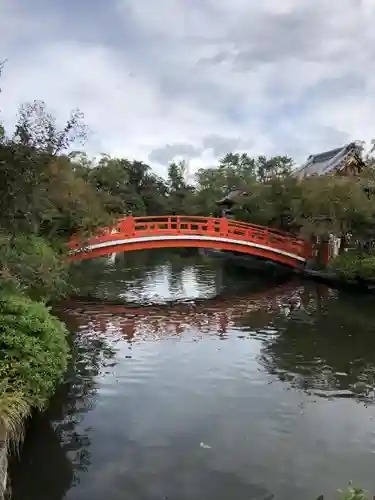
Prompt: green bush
<box><xmin>0</xmin><ymin>293</ymin><xmax>69</xmax><ymax>439</ymax></box>
<box><xmin>327</xmin><ymin>251</ymin><xmax>375</xmax><ymax>280</ymax></box>
<box><xmin>0</xmin><ymin>232</ymin><xmax>72</xmax><ymax>301</ymax></box>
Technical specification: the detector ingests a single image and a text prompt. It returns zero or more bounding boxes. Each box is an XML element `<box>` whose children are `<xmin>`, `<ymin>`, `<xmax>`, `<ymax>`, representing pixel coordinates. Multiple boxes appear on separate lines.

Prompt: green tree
<box><xmin>140</xmin><ymin>172</ymin><xmax>168</xmax><ymax>215</ymax></box>
<box><xmin>84</xmin><ymin>155</ymin><xmax>169</xmax><ymax>216</ymax></box>
<box><xmin>14</xmin><ymin>101</ymin><xmax>87</xmax><ymax>154</ymax></box>
<box><xmin>86</xmin><ymin>156</ymin><xmax>141</xmax><ymax>215</ymax></box>
<box><xmin>366</xmin><ymin>140</ymin><xmax>375</xmax><ymax>169</ymax></box>
<box><xmin>0</xmin><ymin>233</ymin><xmax>70</xmax><ymax>301</ymax></box>
<box><xmin>0</xmin><ymin>102</ymin><xmax>111</xmax><ymax>237</ymax></box>
<box><xmin>233</xmin><ymin>175</ymin><xmax>302</xmax><ymax>231</ymax></box>
<box><xmin>193</xmin><ymin>153</ymin><xmax>257</xmax><ymax>216</ymax></box>
<box><xmin>293</xmin><ymin>175</ymin><xmax>375</xmax><ymax>240</ymax></box>
<box><xmin>166</xmin><ymin>161</ymin><xmax>195</xmax><ymax>214</ymax></box>
<box><xmin>256</xmin><ymin>155</ymin><xmax>294</xmax><ymax>183</ymax></box>
<box><xmin>218</xmin><ymin>152</ymin><xmax>256</xmax><ymax>190</ymax></box>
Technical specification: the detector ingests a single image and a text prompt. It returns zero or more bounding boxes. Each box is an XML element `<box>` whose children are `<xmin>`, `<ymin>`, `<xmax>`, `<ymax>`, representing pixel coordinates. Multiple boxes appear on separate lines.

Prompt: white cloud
<box><xmin>1</xmin><ymin>0</ymin><xmax>374</xmax><ymax>176</ymax></box>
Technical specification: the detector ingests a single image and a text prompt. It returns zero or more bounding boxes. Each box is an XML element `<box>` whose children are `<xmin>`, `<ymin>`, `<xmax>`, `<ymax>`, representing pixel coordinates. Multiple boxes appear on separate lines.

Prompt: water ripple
<box><xmin>11</xmin><ymin>253</ymin><xmax>375</xmax><ymax>500</ymax></box>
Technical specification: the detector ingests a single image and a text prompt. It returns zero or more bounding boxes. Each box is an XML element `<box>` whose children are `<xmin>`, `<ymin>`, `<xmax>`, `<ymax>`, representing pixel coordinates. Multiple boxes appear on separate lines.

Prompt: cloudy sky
<box><xmin>1</xmin><ymin>0</ymin><xmax>374</xmax><ymax>175</ymax></box>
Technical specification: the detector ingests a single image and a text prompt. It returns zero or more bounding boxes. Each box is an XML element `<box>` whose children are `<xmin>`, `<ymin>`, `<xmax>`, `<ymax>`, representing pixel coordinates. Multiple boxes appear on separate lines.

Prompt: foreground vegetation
<box><xmin>0</xmin><ymin>295</ymin><xmax>69</xmax><ymax>440</ymax></box>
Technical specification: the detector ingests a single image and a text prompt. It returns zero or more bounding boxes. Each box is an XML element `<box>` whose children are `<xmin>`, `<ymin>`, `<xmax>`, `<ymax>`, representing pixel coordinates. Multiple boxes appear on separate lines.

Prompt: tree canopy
<box><xmin>1</xmin><ymin>98</ymin><xmax>375</xmax><ymax>249</ymax></box>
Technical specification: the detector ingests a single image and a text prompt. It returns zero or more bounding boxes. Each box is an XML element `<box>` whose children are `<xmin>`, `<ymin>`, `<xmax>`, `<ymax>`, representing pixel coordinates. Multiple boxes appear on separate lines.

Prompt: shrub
<box><xmin>327</xmin><ymin>251</ymin><xmax>375</xmax><ymax>280</ymax></box>
<box><xmin>0</xmin><ymin>233</ymin><xmax>72</xmax><ymax>301</ymax></box>
<box><xmin>0</xmin><ymin>293</ymin><xmax>69</xmax><ymax>439</ymax></box>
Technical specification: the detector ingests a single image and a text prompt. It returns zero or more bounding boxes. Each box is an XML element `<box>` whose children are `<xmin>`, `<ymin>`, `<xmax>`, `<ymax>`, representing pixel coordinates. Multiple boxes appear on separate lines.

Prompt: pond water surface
<box><xmin>10</xmin><ymin>250</ymin><xmax>375</xmax><ymax>500</ymax></box>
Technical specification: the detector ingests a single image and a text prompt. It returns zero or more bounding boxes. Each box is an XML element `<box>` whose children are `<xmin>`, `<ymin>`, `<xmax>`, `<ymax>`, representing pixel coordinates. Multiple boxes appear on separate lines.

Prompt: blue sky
<box><xmin>1</xmin><ymin>0</ymin><xmax>374</xmax><ymax>175</ymax></box>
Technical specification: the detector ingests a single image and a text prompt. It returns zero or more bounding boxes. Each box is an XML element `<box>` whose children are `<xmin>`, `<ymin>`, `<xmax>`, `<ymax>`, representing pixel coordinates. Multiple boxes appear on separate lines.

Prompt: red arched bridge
<box><xmin>68</xmin><ymin>216</ymin><xmax>312</xmax><ymax>269</ymax></box>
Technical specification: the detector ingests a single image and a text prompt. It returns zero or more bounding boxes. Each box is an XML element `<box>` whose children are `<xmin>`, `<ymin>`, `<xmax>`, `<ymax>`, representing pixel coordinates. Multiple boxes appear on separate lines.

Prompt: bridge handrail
<box><xmin>68</xmin><ymin>214</ymin><xmax>312</xmax><ymax>264</ymax></box>
<box><xmin>118</xmin><ymin>216</ymin><xmax>303</xmax><ymax>241</ymax></box>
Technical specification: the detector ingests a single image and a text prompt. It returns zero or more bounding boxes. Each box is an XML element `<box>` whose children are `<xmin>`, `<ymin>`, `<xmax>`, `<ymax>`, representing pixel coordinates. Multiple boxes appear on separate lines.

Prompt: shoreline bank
<box><xmin>201</xmin><ymin>248</ymin><xmax>375</xmax><ymax>293</ymax></box>
<box><xmin>297</xmin><ymin>267</ymin><xmax>375</xmax><ymax>292</ymax></box>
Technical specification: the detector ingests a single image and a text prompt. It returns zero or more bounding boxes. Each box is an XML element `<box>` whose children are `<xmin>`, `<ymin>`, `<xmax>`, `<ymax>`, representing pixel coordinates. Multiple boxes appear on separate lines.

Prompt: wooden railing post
<box><xmin>263</xmin><ymin>228</ymin><xmax>269</xmax><ymax>243</ymax></box>
<box><xmin>219</xmin><ymin>217</ymin><xmax>228</xmax><ymax>237</ymax></box>
<box><xmin>207</xmin><ymin>217</ymin><xmax>214</xmax><ymax>235</ymax></box>
<box><xmin>122</xmin><ymin>216</ymin><xmax>134</xmax><ymax>237</ymax></box>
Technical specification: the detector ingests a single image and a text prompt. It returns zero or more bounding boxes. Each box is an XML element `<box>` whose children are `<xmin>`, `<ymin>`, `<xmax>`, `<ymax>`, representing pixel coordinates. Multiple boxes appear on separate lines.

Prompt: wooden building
<box><xmin>294</xmin><ymin>142</ymin><xmax>368</xmax><ymax>263</ymax></box>
<box><xmin>293</xmin><ymin>141</ymin><xmax>366</xmax><ymax>179</ymax></box>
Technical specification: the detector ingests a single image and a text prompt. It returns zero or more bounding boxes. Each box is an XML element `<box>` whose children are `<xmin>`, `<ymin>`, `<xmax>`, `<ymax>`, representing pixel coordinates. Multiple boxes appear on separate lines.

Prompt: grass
<box><xmin>0</xmin><ymin>382</ymin><xmax>29</xmax><ymax>447</ymax></box>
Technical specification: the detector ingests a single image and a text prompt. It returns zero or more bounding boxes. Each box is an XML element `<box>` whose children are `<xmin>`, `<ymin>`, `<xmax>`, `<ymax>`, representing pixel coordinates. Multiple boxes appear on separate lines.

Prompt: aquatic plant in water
<box><xmin>316</xmin><ymin>485</ymin><xmax>372</xmax><ymax>500</ymax></box>
<box><xmin>338</xmin><ymin>486</ymin><xmax>370</xmax><ymax>500</ymax></box>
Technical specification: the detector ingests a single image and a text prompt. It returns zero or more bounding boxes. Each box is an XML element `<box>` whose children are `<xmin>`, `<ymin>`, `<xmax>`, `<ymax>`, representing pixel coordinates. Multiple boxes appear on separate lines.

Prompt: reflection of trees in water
<box><xmin>65</xmin><ymin>273</ymin><xmax>375</xmax><ymax>404</ymax></box>
<box><xmin>62</xmin><ymin>283</ymin><xmax>301</xmax><ymax>342</ymax></box>
<box><xmin>9</xmin><ymin>413</ymin><xmax>73</xmax><ymax>500</ymax></box>
<box><xmin>69</xmin><ymin>248</ymin><xmax>287</xmax><ymax>305</ymax></box>
<box><xmin>69</xmin><ymin>249</ymin><xmax>221</xmax><ymax>302</ymax></box>
<box><xmin>167</xmin><ymin>254</ymin><xmax>188</xmax><ymax>297</ymax></box>
<box><xmin>13</xmin><ymin>278</ymin><xmax>375</xmax><ymax>499</ymax></box>
<box><xmin>195</xmin><ymin>257</ymin><xmax>289</xmax><ymax>297</ymax></box>
<box><xmin>69</xmin><ymin>249</ymin><xmax>169</xmax><ymax>299</ymax></box>
<box><xmin>257</xmin><ymin>287</ymin><xmax>375</xmax><ymax>402</ymax></box>
<box><xmin>54</xmin><ymin>312</ymin><xmax>118</xmax><ymax>481</ymax></box>
<box><xmin>10</xmin><ymin>313</ymin><xmax>118</xmax><ymax>499</ymax></box>
<box><xmin>14</xmin><ymin>274</ymin><xmax>375</xmax><ymax>500</ymax></box>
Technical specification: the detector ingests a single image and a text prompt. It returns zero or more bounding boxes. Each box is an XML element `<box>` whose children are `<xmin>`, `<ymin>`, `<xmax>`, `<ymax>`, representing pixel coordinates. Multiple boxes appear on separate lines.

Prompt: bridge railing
<box><xmin>71</xmin><ymin>215</ymin><xmax>310</xmax><ymax>260</ymax></box>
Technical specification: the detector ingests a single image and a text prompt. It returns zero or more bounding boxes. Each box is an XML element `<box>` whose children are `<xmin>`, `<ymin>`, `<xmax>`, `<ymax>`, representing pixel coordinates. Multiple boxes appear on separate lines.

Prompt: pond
<box><xmin>9</xmin><ymin>250</ymin><xmax>375</xmax><ymax>500</ymax></box>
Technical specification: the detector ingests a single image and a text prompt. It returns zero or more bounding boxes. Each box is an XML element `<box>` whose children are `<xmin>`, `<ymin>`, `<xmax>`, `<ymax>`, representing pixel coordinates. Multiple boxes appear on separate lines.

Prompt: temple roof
<box><xmin>294</xmin><ymin>142</ymin><xmax>365</xmax><ymax>178</ymax></box>
<box><xmin>216</xmin><ymin>189</ymin><xmax>248</xmax><ymax>206</ymax></box>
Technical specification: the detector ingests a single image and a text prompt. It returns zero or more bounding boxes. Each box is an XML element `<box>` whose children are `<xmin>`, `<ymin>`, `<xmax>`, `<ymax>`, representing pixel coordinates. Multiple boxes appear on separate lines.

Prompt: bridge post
<box><xmin>219</xmin><ymin>217</ymin><xmax>229</xmax><ymax>237</ymax></box>
<box><xmin>176</xmin><ymin>216</ymin><xmax>181</xmax><ymax>233</ymax></box>
<box><xmin>119</xmin><ymin>216</ymin><xmax>135</xmax><ymax>237</ymax></box>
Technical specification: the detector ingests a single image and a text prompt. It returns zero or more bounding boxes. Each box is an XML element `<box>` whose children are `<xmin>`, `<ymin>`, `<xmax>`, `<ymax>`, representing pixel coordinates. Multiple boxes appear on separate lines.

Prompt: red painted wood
<box><xmin>67</xmin><ymin>216</ymin><xmax>312</xmax><ymax>268</ymax></box>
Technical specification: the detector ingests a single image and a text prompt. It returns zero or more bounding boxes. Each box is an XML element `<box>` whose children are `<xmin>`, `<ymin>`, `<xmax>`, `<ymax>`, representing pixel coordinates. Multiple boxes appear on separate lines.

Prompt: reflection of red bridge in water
<box><xmin>61</xmin><ymin>284</ymin><xmax>328</xmax><ymax>342</ymax></box>
<box><xmin>68</xmin><ymin>216</ymin><xmax>313</xmax><ymax>269</ymax></box>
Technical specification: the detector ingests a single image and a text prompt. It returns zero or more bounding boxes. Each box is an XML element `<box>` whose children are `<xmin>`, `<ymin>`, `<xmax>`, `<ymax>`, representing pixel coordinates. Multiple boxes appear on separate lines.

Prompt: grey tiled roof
<box><xmin>294</xmin><ymin>142</ymin><xmax>363</xmax><ymax>178</ymax></box>
<box><xmin>216</xmin><ymin>189</ymin><xmax>248</xmax><ymax>205</ymax></box>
